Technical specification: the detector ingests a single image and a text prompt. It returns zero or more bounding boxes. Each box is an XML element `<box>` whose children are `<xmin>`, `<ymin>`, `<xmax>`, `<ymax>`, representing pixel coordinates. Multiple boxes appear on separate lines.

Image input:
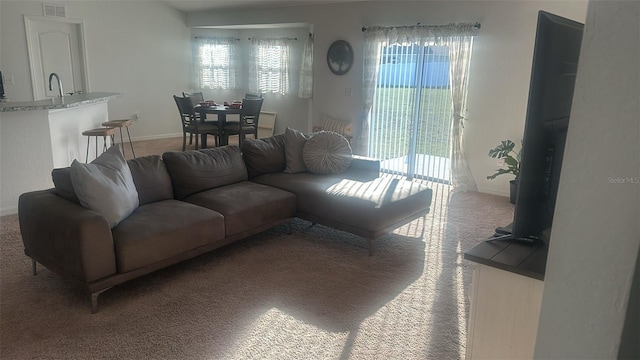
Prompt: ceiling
<box><xmin>162</xmin><ymin>0</ymin><xmax>368</xmax><ymax>13</ymax></box>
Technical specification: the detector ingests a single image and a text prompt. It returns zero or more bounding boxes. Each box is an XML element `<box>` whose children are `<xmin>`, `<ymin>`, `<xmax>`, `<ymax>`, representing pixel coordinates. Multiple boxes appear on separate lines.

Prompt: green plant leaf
<box><xmin>487</xmin><ymin>139</ymin><xmax>520</xmax><ymax>179</ymax></box>
<box><xmin>504</xmin><ymin>156</ymin><xmax>518</xmax><ymax>167</ymax></box>
<box><xmin>486</xmin><ymin>168</ymin><xmax>515</xmax><ymax>180</ymax></box>
<box><xmin>487</xmin><ymin>140</ymin><xmax>516</xmax><ymax>159</ymax></box>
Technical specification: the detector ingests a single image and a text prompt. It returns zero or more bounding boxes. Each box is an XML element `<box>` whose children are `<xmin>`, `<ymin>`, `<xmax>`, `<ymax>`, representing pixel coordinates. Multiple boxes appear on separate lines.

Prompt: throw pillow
<box><xmin>127</xmin><ymin>155</ymin><xmax>173</xmax><ymax>205</ymax></box>
<box><xmin>283</xmin><ymin>127</ymin><xmax>312</xmax><ymax>174</ymax></box>
<box><xmin>302</xmin><ymin>131</ymin><xmax>353</xmax><ymax>175</ymax></box>
<box><xmin>70</xmin><ymin>145</ymin><xmax>139</xmax><ymax>228</ymax></box>
<box><xmin>321</xmin><ymin>115</ymin><xmax>353</xmax><ymax>137</ymax></box>
<box><xmin>51</xmin><ymin>167</ymin><xmax>80</xmax><ymax>204</ymax></box>
<box><xmin>241</xmin><ymin>134</ymin><xmax>286</xmax><ymax>178</ymax></box>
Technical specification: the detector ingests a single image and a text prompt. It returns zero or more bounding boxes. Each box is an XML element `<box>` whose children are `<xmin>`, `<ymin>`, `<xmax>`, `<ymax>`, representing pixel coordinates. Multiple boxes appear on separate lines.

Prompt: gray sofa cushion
<box><xmin>127</xmin><ymin>155</ymin><xmax>173</xmax><ymax>205</ymax></box>
<box><xmin>70</xmin><ymin>146</ymin><xmax>139</xmax><ymax>228</ymax></box>
<box><xmin>112</xmin><ymin>200</ymin><xmax>225</xmax><ymax>273</ymax></box>
<box><xmin>162</xmin><ymin>146</ymin><xmax>248</xmax><ymax>200</ymax></box>
<box><xmin>302</xmin><ymin>131</ymin><xmax>352</xmax><ymax>175</ymax></box>
<box><xmin>51</xmin><ymin>167</ymin><xmax>80</xmax><ymax>204</ymax></box>
<box><xmin>241</xmin><ymin>134</ymin><xmax>286</xmax><ymax>178</ymax></box>
<box><xmin>283</xmin><ymin>127</ymin><xmax>312</xmax><ymax>174</ymax></box>
<box><xmin>252</xmin><ymin>172</ymin><xmax>432</xmax><ymax>236</ymax></box>
<box><xmin>184</xmin><ymin>181</ymin><xmax>296</xmax><ymax>237</ymax></box>
<box><xmin>51</xmin><ymin>155</ymin><xmax>175</xmax><ymax>207</ymax></box>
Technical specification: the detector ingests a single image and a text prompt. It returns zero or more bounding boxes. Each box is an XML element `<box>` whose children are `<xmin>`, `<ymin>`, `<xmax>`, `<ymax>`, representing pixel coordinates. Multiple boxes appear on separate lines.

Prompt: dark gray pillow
<box><xmin>241</xmin><ymin>134</ymin><xmax>286</xmax><ymax>178</ymax></box>
<box><xmin>283</xmin><ymin>127</ymin><xmax>312</xmax><ymax>174</ymax></box>
<box><xmin>162</xmin><ymin>146</ymin><xmax>248</xmax><ymax>200</ymax></box>
<box><xmin>51</xmin><ymin>167</ymin><xmax>80</xmax><ymax>204</ymax></box>
<box><xmin>302</xmin><ymin>131</ymin><xmax>353</xmax><ymax>175</ymax></box>
<box><xmin>127</xmin><ymin>155</ymin><xmax>173</xmax><ymax>205</ymax></box>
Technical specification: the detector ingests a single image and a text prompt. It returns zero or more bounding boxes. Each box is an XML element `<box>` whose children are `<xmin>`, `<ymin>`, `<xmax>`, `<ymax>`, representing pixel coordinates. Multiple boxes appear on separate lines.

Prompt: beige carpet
<box><xmin>0</xmin><ymin>182</ymin><xmax>513</xmax><ymax>359</ymax></box>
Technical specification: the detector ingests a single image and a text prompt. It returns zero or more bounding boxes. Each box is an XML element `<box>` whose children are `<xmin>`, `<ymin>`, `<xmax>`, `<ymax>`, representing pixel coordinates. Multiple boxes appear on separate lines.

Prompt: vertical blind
<box><xmin>369</xmin><ymin>41</ymin><xmax>453</xmax><ymax>182</ymax></box>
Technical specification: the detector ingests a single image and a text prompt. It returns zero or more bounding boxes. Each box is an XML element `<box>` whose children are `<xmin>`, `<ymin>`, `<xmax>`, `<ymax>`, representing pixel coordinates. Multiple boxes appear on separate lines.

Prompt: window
<box><xmin>370</xmin><ymin>41</ymin><xmax>453</xmax><ymax>183</ymax></box>
<box><xmin>362</xmin><ymin>23</ymin><xmax>477</xmax><ymax>188</ymax></box>
<box><xmin>194</xmin><ymin>37</ymin><xmax>238</xmax><ymax>90</ymax></box>
<box><xmin>249</xmin><ymin>39</ymin><xmax>290</xmax><ymax>95</ymax></box>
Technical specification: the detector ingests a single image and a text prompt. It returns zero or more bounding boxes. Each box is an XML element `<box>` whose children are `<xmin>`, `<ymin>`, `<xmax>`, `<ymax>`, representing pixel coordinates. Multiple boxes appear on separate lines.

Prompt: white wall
<box><xmin>1</xmin><ymin>0</ymin><xmax>588</xmax><ymax>196</ymax></box>
<box><xmin>534</xmin><ymin>1</ymin><xmax>640</xmax><ymax>357</ymax></box>
<box><xmin>188</xmin><ymin>0</ymin><xmax>587</xmax><ymax>196</ymax></box>
<box><xmin>0</xmin><ymin>0</ymin><xmax>190</xmax><ymax>140</ymax></box>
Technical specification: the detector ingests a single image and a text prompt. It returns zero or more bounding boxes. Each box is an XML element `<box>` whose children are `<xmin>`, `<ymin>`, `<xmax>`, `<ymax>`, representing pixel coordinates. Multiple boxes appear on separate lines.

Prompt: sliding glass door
<box><xmin>369</xmin><ymin>42</ymin><xmax>452</xmax><ymax>183</ymax></box>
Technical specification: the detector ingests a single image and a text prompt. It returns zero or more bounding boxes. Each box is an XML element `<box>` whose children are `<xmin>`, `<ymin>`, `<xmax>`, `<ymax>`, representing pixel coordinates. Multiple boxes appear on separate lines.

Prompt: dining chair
<box><xmin>244</xmin><ymin>93</ymin><xmax>262</xmax><ymax>99</ymax></box>
<box><xmin>173</xmin><ymin>95</ymin><xmax>219</xmax><ymax>151</ymax></box>
<box><xmin>222</xmin><ymin>98</ymin><xmax>264</xmax><ymax>145</ymax></box>
<box><xmin>183</xmin><ymin>91</ymin><xmax>220</xmax><ymax>145</ymax></box>
<box><xmin>183</xmin><ymin>92</ymin><xmax>203</xmax><ymax>146</ymax></box>
<box><xmin>182</xmin><ymin>91</ymin><xmax>204</xmax><ymax>107</ymax></box>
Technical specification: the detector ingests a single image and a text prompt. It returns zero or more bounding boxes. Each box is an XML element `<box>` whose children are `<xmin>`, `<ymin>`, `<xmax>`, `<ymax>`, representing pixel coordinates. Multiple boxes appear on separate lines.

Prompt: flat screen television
<box><xmin>498</xmin><ymin>11</ymin><xmax>584</xmax><ymax>243</ymax></box>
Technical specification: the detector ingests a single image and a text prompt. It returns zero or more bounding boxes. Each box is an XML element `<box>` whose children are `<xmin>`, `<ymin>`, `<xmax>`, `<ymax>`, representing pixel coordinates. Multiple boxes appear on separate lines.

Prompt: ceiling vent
<box><xmin>43</xmin><ymin>3</ymin><xmax>66</xmax><ymax>17</ymax></box>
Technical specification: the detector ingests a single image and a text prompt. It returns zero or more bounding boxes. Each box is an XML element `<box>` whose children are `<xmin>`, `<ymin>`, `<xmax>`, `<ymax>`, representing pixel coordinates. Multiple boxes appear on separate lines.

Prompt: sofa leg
<box><xmin>90</xmin><ymin>287</ymin><xmax>112</xmax><ymax>314</ymax></box>
<box><xmin>368</xmin><ymin>239</ymin><xmax>376</xmax><ymax>256</ymax></box>
<box><xmin>31</xmin><ymin>259</ymin><xmax>37</xmax><ymax>275</ymax></box>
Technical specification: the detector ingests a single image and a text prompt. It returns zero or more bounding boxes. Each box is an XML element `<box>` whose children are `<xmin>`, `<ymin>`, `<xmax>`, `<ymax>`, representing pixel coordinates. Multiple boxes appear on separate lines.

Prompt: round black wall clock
<box><xmin>327</xmin><ymin>40</ymin><xmax>354</xmax><ymax>75</ymax></box>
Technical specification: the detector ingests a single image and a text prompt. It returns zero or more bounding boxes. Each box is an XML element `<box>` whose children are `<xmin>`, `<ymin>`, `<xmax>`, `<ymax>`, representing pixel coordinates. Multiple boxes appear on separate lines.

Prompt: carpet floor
<box><xmin>0</xmin><ymin>183</ymin><xmax>513</xmax><ymax>359</ymax></box>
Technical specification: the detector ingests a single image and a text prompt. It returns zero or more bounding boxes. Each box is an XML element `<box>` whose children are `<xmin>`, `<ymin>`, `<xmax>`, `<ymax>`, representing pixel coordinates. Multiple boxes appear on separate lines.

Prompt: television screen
<box><xmin>507</xmin><ymin>11</ymin><xmax>584</xmax><ymax>242</ymax></box>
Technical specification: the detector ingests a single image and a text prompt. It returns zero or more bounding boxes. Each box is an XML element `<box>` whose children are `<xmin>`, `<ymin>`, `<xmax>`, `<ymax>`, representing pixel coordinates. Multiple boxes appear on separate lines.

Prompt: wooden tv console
<box><xmin>463</xmin><ymin>238</ymin><xmax>548</xmax><ymax>359</ymax></box>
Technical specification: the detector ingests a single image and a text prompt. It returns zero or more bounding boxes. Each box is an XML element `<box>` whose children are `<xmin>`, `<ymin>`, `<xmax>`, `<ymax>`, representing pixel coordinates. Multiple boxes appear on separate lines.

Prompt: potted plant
<box><xmin>486</xmin><ymin>140</ymin><xmax>521</xmax><ymax>204</ymax></box>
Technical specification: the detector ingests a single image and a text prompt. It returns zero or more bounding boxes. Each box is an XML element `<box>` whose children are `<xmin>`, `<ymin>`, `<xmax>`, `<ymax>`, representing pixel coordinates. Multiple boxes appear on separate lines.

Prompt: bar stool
<box><xmin>82</xmin><ymin>127</ymin><xmax>118</xmax><ymax>163</ymax></box>
<box><xmin>102</xmin><ymin>119</ymin><xmax>135</xmax><ymax>158</ymax></box>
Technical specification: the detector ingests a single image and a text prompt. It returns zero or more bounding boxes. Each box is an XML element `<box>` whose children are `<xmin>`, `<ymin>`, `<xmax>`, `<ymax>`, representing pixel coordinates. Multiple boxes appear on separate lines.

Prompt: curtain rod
<box><xmin>361</xmin><ymin>22</ymin><xmax>481</xmax><ymax>32</ymax></box>
<box><xmin>248</xmin><ymin>36</ymin><xmax>298</xmax><ymax>41</ymax></box>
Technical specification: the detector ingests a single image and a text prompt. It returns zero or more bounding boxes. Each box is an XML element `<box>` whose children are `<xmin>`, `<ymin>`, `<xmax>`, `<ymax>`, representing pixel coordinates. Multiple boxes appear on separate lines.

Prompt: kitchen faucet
<box><xmin>48</xmin><ymin>73</ymin><xmax>64</xmax><ymax>98</ymax></box>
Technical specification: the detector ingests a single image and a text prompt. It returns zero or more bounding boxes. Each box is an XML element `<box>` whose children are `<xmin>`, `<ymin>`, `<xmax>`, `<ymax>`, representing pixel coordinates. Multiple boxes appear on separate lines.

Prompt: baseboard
<box><xmin>476</xmin><ymin>186</ymin><xmax>510</xmax><ymax>198</ymax></box>
<box><xmin>129</xmin><ymin>133</ymin><xmax>182</xmax><ymax>142</ymax></box>
<box><xmin>1</xmin><ymin>206</ymin><xmax>18</xmax><ymax>216</ymax></box>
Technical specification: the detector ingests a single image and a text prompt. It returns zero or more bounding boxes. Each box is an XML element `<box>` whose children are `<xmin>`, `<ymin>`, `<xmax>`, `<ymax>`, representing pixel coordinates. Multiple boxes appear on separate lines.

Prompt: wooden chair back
<box><xmin>183</xmin><ymin>91</ymin><xmax>204</xmax><ymax>107</ymax></box>
<box><xmin>174</xmin><ymin>95</ymin><xmax>198</xmax><ymax>128</ymax></box>
<box><xmin>240</xmin><ymin>98</ymin><xmax>264</xmax><ymax>129</ymax></box>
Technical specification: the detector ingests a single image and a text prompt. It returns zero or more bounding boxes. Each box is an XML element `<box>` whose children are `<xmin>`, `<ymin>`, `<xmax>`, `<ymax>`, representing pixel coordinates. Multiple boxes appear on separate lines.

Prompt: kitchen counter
<box><xmin>0</xmin><ymin>92</ymin><xmax>122</xmax><ymax>112</ymax></box>
<box><xmin>1</xmin><ymin>92</ymin><xmax>123</xmax><ymax>215</ymax></box>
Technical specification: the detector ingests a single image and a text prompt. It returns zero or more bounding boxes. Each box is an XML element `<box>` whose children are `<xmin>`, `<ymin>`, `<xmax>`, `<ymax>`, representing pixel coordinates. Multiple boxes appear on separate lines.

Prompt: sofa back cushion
<box><xmin>51</xmin><ymin>167</ymin><xmax>81</xmax><ymax>204</ymax></box>
<box><xmin>242</xmin><ymin>134</ymin><xmax>286</xmax><ymax>178</ymax></box>
<box><xmin>283</xmin><ymin>127</ymin><xmax>312</xmax><ymax>174</ymax></box>
<box><xmin>127</xmin><ymin>155</ymin><xmax>173</xmax><ymax>205</ymax></box>
<box><xmin>51</xmin><ymin>155</ymin><xmax>173</xmax><ymax>206</ymax></box>
<box><xmin>163</xmin><ymin>146</ymin><xmax>248</xmax><ymax>200</ymax></box>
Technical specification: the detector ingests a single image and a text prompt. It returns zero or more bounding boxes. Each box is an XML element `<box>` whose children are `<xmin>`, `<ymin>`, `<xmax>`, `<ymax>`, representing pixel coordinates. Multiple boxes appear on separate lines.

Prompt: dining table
<box><xmin>194</xmin><ymin>105</ymin><xmax>242</xmax><ymax>147</ymax></box>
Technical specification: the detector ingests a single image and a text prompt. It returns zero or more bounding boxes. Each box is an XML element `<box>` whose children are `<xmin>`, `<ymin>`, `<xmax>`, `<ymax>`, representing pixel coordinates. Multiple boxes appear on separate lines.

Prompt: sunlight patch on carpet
<box><xmin>220</xmin><ymin>308</ymin><xmax>349</xmax><ymax>359</ymax></box>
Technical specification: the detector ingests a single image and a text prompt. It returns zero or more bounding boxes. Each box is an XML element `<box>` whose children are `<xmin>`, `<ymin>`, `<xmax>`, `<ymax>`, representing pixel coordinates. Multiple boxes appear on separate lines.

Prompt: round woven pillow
<box><xmin>302</xmin><ymin>131</ymin><xmax>352</xmax><ymax>175</ymax></box>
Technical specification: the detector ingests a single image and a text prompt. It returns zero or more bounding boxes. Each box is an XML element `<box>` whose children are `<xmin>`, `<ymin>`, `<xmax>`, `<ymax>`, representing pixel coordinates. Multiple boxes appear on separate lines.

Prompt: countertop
<box><xmin>0</xmin><ymin>92</ymin><xmax>123</xmax><ymax>112</ymax></box>
<box><xmin>464</xmin><ymin>237</ymin><xmax>548</xmax><ymax>281</ymax></box>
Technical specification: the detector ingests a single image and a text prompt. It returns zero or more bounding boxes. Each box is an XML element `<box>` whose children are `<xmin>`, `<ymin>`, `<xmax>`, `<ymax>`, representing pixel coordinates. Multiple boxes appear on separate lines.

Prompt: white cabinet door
<box><xmin>25</xmin><ymin>16</ymin><xmax>88</xmax><ymax>100</ymax></box>
<box><xmin>466</xmin><ymin>264</ymin><xmax>544</xmax><ymax>360</ymax></box>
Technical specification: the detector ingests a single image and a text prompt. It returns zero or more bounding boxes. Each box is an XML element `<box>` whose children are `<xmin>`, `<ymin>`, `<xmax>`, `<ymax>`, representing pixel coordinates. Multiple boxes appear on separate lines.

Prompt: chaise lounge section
<box><xmin>242</xmin><ymin>134</ymin><xmax>432</xmax><ymax>254</ymax></box>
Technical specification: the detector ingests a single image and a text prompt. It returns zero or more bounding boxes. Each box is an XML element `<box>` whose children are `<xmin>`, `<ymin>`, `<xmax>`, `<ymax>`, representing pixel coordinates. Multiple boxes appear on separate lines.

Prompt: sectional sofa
<box><xmin>18</xmin><ymin>132</ymin><xmax>432</xmax><ymax>313</ymax></box>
